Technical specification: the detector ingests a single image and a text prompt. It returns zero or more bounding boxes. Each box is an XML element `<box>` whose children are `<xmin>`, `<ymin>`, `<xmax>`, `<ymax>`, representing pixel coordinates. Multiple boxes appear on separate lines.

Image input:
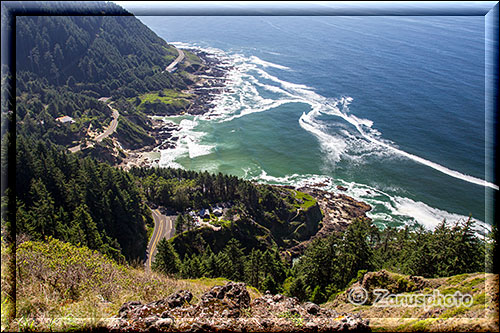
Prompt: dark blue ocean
<box><xmin>137</xmin><ymin>15</ymin><xmax>494</xmax><ymax>231</ymax></box>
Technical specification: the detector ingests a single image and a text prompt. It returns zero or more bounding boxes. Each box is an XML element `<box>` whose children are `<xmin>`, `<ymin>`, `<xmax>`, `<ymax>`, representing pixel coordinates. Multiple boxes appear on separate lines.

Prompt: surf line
<box><xmin>343</xmin><ymin>114</ymin><xmax>499</xmax><ymax>191</ymax></box>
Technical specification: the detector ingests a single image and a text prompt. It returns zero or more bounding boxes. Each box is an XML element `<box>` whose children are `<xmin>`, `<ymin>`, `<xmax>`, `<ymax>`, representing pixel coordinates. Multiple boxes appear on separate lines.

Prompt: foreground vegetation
<box><xmin>0</xmin><ymin>236</ymin><xmax>260</xmax><ymax>332</ymax></box>
<box><xmin>328</xmin><ymin>270</ymin><xmax>498</xmax><ymax>332</ymax></box>
<box><xmin>155</xmin><ymin>216</ymin><xmax>495</xmax><ymax>305</ymax></box>
<box><xmin>1</xmin><ymin>235</ymin><xmax>496</xmax><ymax>332</ymax></box>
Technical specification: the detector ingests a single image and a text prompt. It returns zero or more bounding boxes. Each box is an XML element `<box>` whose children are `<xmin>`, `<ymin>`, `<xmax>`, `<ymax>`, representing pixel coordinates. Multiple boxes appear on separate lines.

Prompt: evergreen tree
<box><xmin>221</xmin><ymin>238</ymin><xmax>245</xmax><ymax>281</ymax></box>
<box><xmin>72</xmin><ymin>204</ymin><xmax>103</xmax><ymax>251</ymax></box>
<box><xmin>486</xmin><ymin>224</ymin><xmax>498</xmax><ymax>273</ymax></box>
<box><xmin>245</xmin><ymin>248</ymin><xmax>262</xmax><ymax>289</ymax></box>
<box><xmin>262</xmin><ymin>275</ymin><xmax>278</xmax><ymax>294</ymax></box>
<box><xmin>288</xmin><ymin>276</ymin><xmax>308</xmax><ymax>301</ymax></box>
<box><xmin>310</xmin><ymin>285</ymin><xmax>326</xmax><ymax>304</ymax></box>
<box><xmin>28</xmin><ymin>178</ymin><xmax>55</xmax><ymax>239</ymax></box>
<box><xmin>153</xmin><ymin>239</ymin><xmax>181</xmax><ymax>276</ymax></box>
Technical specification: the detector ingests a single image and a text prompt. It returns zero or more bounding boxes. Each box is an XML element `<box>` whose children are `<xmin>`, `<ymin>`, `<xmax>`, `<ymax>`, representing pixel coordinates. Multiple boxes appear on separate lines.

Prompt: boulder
<box><xmin>200</xmin><ymin>281</ymin><xmax>250</xmax><ymax>309</ymax></box>
<box><xmin>154</xmin><ymin>317</ymin><xmax>173</xmax><ymax>329</ymax></box>
<box><xmin>166</xmin><ymin>290</ymin><xmax>193</xmax><ymax>308</ymax></box>
<box><xmin>118</xmin><ymin>300</ymin><xmax>143</xmax><ymax>318</ymax></box>
<box><xmin>111</xmin><ymin>281</ymin><xmax>371</xmax><ymax>332</ymax></box>
<box><xmin>304</xmin><ymin>302</ymin><xmax>320</xmax><ymax>315</ymax></box>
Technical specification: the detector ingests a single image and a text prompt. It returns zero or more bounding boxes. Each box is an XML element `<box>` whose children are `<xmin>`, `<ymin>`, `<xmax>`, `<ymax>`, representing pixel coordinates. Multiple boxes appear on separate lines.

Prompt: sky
<box><xmin>113</xmin><ymin>1</ymin><xmax>498</xmax><ymax>16</ymax></box>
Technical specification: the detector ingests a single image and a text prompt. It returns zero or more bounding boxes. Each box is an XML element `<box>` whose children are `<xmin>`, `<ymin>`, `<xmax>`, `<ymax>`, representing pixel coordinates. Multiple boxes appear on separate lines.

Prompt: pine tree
<box><xmin>153</xmin><ymin>239</ymin><xmax>181</xmax><ymax>276</ymax></box>
<box><xmin>310</xmin><ymin>285</ymin><xmax>326</xmax><ymax>304</ymax></box>
<box><xmin>245</xmin><ymin>248</ymin><xmax>262</xmax><ymax>289</ymax></box>
<box><xmin>288</xmin><ymin>276</ymin><xmax>308</xmax><ymax>301</ymax></box>
<box><xmin>262</xmin><ymin>275</ymin><xmax>278</xmax><ymax>294</ymax></box>
<box><xmin>221</xmin><ymin>238</ymin><xmax>245</xmax><ymax>281</ymax></box>
<box><xmin>28</xmin><ymin>178</ymin><xmax>55</xmax><ymax>239</ymax></box>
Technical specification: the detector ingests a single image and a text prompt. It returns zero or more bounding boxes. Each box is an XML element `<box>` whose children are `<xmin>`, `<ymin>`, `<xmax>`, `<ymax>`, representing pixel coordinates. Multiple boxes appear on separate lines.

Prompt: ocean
<box><xmin>137</xmin><ymin>15</ymin><xmax>494</xmax><ymax>232</ymax></box>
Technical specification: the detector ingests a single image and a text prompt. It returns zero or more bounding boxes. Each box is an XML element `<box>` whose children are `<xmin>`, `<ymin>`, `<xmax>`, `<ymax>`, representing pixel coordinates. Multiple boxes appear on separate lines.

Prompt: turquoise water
<box><xmin>138</xmin><ymin>16</ymin><xmax>495</xmax><ymax>232</ymax></box>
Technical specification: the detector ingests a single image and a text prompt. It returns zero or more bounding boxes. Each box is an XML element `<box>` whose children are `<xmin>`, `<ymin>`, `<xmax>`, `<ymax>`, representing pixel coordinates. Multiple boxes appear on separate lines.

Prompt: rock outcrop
<box><xmin>109</xmin><ymin>281</ymin><xmax>370</xmax><ymax>332</ymax></box>
<box><xmin>287</xmin><ymin>187</ymin><xmax>372</xmax><ymax>259</ymax></box>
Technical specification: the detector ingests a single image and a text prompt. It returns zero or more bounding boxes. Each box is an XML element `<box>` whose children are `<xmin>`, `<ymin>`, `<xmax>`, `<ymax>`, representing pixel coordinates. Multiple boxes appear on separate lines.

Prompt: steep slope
<box><xmin>15</xmin><ymin>136</ymin><xmax>152</xmax><ymax>261</ymax></box>
<box><xmin>14</xmin><ymin>1</ymin><xmax>195</xmax><ymax>156</ymax></box>
<box><xmin>16</xmin><ymin>5</ymin><xmax>183</xmax><ymax>97</ymax></box>
<box><xmin>3</xmin><ymin>237</ymin><xmax>261</xmax><ymax>332</ymax></box>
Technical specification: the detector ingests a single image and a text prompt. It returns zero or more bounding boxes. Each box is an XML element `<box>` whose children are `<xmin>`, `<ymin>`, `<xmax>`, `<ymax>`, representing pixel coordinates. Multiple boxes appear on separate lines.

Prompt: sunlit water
<box><xmin>138</xmin><ymin>16</ymin><xmax>493</xmax><ymax>233</ymax></box>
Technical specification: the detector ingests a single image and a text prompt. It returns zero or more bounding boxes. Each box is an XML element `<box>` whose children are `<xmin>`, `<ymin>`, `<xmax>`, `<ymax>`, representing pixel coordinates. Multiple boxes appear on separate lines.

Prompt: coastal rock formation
<box><xmin>287</xmin><ymin>187</ymin><xmax>371</xmax><ymax>258</ymax></box>
<box><xmin>109</xmin><ymin>282</ymin><xmax>370</xmax><ymax>332</ymax></box>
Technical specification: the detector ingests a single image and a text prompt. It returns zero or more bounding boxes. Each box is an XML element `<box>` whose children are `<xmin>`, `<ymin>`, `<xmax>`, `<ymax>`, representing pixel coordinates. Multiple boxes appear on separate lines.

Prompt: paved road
<box><xmin>164</xmin><ymin>48</ymin><xmax>185</xmax><ymax>73</ymax></box>
<box><xmin>68</xmin><ymin>103</ymin><xmax>119</xmax><ymax>153</ymax></box>
<box><xmin>145</xmin><ymin>209</ymin><xmax>175</xmax><ymax>272</ymax></box>
<box><xmin>95</xmin><ymin>105</ymin><xmax>119</xmax><ymax>142</ymax></box>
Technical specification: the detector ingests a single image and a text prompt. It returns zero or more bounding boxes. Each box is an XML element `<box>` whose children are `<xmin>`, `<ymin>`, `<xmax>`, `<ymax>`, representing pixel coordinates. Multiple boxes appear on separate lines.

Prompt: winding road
<box><xmin>69</xmin><ymin>47</ymin><xmax>184</xmax><ymax>154</ymax></box>
<box><xmin>68</xmin><ymin>103</ymin><xmax>119</xmax><ymax>153</ymax></box>
<box><xmin>94</xmin><ymin>105</ymin><xmax>119</xmax><ymax>142</ymax></box>
<box><xmin>145</xmin><ymin>208</ymin><xmax>176</xmax><ymax>272</ymax></box>
<box><xmin>164</xmin><ymin>48</ymin><xmax>185</xmax><ymax>73</ymax></box>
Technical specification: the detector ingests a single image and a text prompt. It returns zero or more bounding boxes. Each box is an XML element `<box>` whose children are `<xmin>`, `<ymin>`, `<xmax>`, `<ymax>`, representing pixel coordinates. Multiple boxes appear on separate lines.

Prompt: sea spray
<box><xmin>155</xmin><ymin>41</ymin><xmax>492</xmax><ymax>233</ymax></box>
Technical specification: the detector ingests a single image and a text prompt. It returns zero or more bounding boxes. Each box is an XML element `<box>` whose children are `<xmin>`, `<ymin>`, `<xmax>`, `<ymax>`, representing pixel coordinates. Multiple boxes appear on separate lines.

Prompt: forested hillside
<box><xmin>14</xmin><ymin>2</ymin><xmax>193</xmax><ymax>151</ymax></box>
<box><xmin>16</xmin><ymin>5</ymin><xmax>184</xmax><ymax>96</ymax></box>
<box><xmin>130</xmin><ymin>166</ymin><xmax>324</xmax><ymax>255</ymax></box>
<box><xmin>153</xmin><ymin>216</ymin><xmax>494</xmax><ymax>304</ymax></box>
<box><xmin>15</xmin><ymin>136</ymin><xmax>151</xmax><ymax>261</ymax></box>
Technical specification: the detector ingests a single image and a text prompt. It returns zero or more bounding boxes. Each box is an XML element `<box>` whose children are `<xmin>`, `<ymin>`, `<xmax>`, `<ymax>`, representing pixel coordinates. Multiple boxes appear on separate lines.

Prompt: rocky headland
<box><xmin>286</xmin><ymin>186</ymin><xmax>372</xmax><ymax>258</ymax></box>
<box><xmin>118</xmin><ymin>48</ymin><xmax>233</xmax><ymax>170</ymax></box>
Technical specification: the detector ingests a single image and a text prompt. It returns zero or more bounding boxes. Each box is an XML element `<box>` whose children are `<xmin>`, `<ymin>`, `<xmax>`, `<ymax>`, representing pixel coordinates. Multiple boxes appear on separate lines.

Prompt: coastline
<box><xmin>117</xmin><ymin>48</ymin><xmax>233</xmax><ymax>170</ymax></box>
<box><xmin>286</xmin><ymin>185</ymin><xmax>372</xmax><ymax>259</ymax></box>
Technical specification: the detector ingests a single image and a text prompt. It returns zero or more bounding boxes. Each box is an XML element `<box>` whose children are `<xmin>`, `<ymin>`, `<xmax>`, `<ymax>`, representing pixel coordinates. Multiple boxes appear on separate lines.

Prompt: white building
<box><xmin>56</xmin><ymin>115</ymin><xmax>75</xmax><ymax>124</ymax></box>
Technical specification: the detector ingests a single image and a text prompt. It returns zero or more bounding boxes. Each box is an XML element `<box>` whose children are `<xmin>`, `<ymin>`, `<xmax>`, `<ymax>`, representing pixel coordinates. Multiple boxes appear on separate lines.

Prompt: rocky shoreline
<box><xmin>182</xmin><ymin>49</ymin><xmax>234</xmax><ymax>116</ymax></box>
<box><xmin>118</xmin><ymin>48</ymin><xmax>233</xmax><ymax>170</ymax></box>
<box><xmin>109</xmin><ymin>281</ymin><xmax>370</xmax><ymax>332</ymax></box>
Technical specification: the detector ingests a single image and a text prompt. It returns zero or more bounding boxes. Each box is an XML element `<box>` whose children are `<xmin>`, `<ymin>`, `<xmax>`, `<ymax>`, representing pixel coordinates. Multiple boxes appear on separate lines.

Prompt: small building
<box><xmin>199</xmin><ymin>208</ymin><xmax>210</xmax><ymax>219</ymax></box>
<box><xmin>56</xmin><ymin>115</ymin><xmax>75</xmax><ymax>124</ymax></box>
<box><xmin>213</xmin><ymin>207</ymin><xmax>223</xmax><ymax>217</ymax></box>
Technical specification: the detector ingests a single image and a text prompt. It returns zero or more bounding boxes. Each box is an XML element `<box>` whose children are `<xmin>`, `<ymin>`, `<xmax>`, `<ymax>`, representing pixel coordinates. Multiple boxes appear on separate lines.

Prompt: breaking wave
<box><xmin>195</xmin><ymin>45</ymin><xmax>497</xmax><ymax>190</ymax></box>
<box><xmin>157</xmin><ymin>42</ymin><xmax>494</xmax><ymax>232</ymax></box>
<box><xmin>246</xmin><ymin>168</ymin><xmax>490</xmax><ymax>234</ymax></box>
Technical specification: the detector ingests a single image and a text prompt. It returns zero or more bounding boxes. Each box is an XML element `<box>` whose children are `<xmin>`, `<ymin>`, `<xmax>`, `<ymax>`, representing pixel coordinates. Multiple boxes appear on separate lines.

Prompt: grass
<box><xmin>446</xmin><ymin>273</ymin><xmax>471</xmax><ymax>285</ymax></box>
<box><xmin>210</xmin><ymin>219</ymin><xmax>232</xmax><ymax>228</ymax></box>
<box><xmin>439</xmin><ymin>306</ymin><xmax>470</xmax><ymax>319</ymax></box>
<box><xmin>277</xmin><ymin>311</ymin><xmax>304</xmax><ymax>327</ymax></box>
<box><xmin>183</xmin><ymin>50</ymin><xmax>202</xmax><ymax>65</ymax></box>
<box><xmin>131</xmin><ymin>89</ymin><xmax>192</xmax><ymax>107</ymax></box>
<box><xmin>128</xmin><ymin>89</ymin><xmax>192</xmax><ymax>115</ymax></box>
<box><xmin>3</xmin><ymin>237</ymin><xmax>261</xmax><ymax>332</ymax></box>
<box><xmin>324</xmin><ymin>270</ymin><xmax>498</xmax><ymax>332</ymax></box>
<box><xmin>289</xmin><ymin>189</ymin><xmax>317</xmax><ymax>210</ymax></box>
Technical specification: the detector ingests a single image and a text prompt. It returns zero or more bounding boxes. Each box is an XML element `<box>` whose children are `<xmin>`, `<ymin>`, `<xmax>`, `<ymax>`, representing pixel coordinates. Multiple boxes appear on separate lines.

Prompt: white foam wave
<box><xmin>172</xmin><ymin>42</ymin><xmax>498</xmax><ymax>191</ymax></box>
<box><xmin>299</xmin><ymin>105</ymin><xmax>347</xmax><ymax>164</ymax></box>
<box><xmin>250</xmin><ymin>55</ymin><xmax>291</xmax><ymax>70</ymax></box>
<box><xmin>391</xmin><ymin>196</ymin><xmax>490</xmax><ymax>233</ymax></box>
<box><xmin>157</xmin><ymin>116</ymin><xmax>214</xmax><ymax>168</ymax></box>
<box><xmin>253</xmin><ymin>57</ymin><xmax>498</xmax><ymax>190</ymax></box>
<box><xmin>322</xmin><ymin>98</ymin><xmax>498</xmax><ymax>190</ymax></box>
<box><xmin>247</xmin><ymin>169</ymin><xmax>489</xmax><ymax>234</ymax></box>
<box><xmin>159</xmin><ymin>148</ymin><xmax>185</xmax><ymax>169</ymax></box>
